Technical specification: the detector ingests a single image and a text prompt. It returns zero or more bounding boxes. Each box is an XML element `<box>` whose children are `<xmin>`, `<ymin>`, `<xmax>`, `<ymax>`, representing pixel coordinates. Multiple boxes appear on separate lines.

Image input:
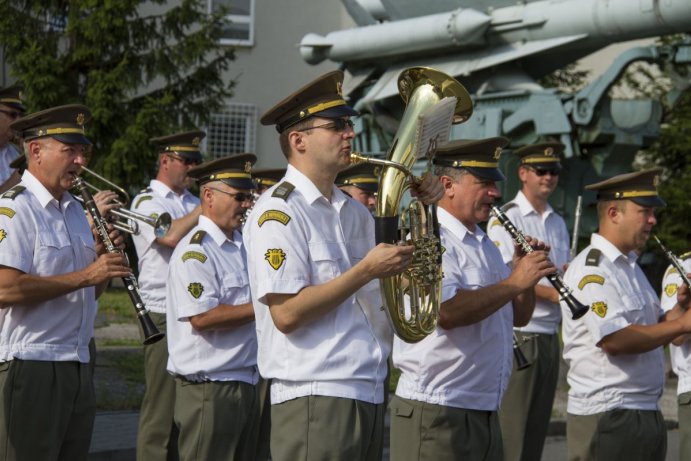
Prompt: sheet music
<box><xmin>413</xmin><ymin>96</ymin><xmax>456</xmax><ymax>160</ymax></box>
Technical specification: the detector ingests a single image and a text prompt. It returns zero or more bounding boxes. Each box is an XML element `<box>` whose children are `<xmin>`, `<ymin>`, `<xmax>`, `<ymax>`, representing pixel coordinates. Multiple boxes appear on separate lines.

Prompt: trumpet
<box><xmin>490</xmin><ymin>205</ymin><xmax>589</xmax><ymax>320</ymax></box>
<box><xmin>75</xmin><ymin>166</ymin><xmax>171</xmax><ymax>238</ymax></box>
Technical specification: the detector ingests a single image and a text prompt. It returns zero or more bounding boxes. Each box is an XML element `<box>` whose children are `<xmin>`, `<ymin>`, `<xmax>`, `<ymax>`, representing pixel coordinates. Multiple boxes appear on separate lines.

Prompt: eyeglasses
<box><xmin>166</xmin><ymin>153</ymin><xmax>201</xmax><ymax>166</ymax></box>
<box><xmin>207</xmin><ymin>187</ymin><xmax>254</xmax><ymax>203</ymax></box>
<box><xmin>298</xmin><ymin>118</ymin><xmax>355</xmax><ymax>133</ymax></box>
<box><xmin>531</xmin><ymin>168</ymin><xmax>560</xmax><ymax>177</ymax></box>
<box><xmin>0</xmin><ymin>109</ymin><xmax>21</xmax><ymax>120</ymax></box>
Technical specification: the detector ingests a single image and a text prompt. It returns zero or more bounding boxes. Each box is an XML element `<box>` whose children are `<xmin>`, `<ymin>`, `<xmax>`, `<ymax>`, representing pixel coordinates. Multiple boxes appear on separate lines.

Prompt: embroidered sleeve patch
<box><xmin>665</xmin><ymin>266</ymin><xmax>679</xmax><ymax>278</ymax></box>
<box><xmin>489</xmin><ymin>218</ymin><xmax>502</xmax><ymax>228</ymax></box>
<box><xmin>134</xmin><ymin>195</ymin><xmax>153</xmax><ymax>209</ymax></box>
<box><xmin>265</xmin><ymin>249</ymin><xmax>286</xmax><ymax>270</ymax></box>
<box><xmin>578</xmin><ymin>274</ymin><xmax>605</xmax><ymax>290</ymax></box>
<box><xmin>182</xmin><ymin>251</ymin><xmax>207</xmax><ymax>263</ymax></box>
<box><xmin>0</xmin><ymin>207</ymin><xmax>15</xmax><ymax>218</ymax></box>
<box><xmin>0</xmin><ymin>229</ymin><xmax>7</xmax><ymax>243</ymax></box>
<box><xmin>258</xmin><ymin>210</ymin><xmax>291</xmax><ymax>227</ymax></box>
<box><xmin>664</xmin><ymin>283</ymin><xmax>678</xmax><ymax>298</ymax></box>
<box><xmin>591</xmin><ymin>301</ymin><xmax>607</xmax><ymax>318</ymax></box>
<box><xmin>493</xmin><ymin>240</ymin><xmax>500</xmax><ymax>248</ymax></box>
<box><xmin>188</xmin><ymin>282</ymin><xmax>204</xmax><ymax>299</ymax></box>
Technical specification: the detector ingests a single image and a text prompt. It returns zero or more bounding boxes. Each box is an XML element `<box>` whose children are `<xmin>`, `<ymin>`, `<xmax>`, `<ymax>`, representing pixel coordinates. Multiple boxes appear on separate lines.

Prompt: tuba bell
<box><xmin>351</xmin><ymin>67</ymin><xmax>472</xmax><ymax>343</ymax></box>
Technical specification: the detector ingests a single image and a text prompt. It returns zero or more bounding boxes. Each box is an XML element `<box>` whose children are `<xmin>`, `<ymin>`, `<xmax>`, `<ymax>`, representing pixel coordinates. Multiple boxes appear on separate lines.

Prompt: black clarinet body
<box><xmin>513</xmin><ymin>332</ymin><xmax>531</xmax><ymax>370</ymax></box>
<box><xmin>74</xmin><ymin>176</ymin><xmax>165</xmax><ymax>345</ymax></box>
<box><xmin>490</xmin><ymin>205</ymin><xmax>589</xmax><ymax>320</ymax></box>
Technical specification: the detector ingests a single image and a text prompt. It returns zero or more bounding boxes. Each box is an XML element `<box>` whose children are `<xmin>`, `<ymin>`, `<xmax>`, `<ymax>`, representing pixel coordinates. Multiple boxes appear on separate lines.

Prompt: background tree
<box><xmin>0</xmin><ymin>0</ymin><xmax>235</xmax><ymax>190</ymax></box>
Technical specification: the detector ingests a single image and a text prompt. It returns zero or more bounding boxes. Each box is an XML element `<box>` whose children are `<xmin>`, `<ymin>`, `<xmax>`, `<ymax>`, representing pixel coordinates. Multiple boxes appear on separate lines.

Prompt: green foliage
<box><xmin>98</xmin><ymin>287</ymin><xmax>136</xmax><ymax>322</ymax></box>
<box><xmin>539</xmin><ymin>63</ymin><xmax>590</xmax><ymax>92</ymax></box>
<box><xmin>0</xmin><ymin>0</ymin><xmax>235</xmax><ymax>190</ymax></box>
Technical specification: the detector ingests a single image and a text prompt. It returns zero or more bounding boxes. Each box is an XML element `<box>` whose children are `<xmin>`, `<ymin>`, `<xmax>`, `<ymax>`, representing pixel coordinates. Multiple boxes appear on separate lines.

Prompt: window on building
<box><xmin>209</xmin><ymin>0</ymin><xmax>254</xmax><ymax>46</ymax></box>
<box><xmin>205</xmin><ymin>103</ymin><xmax>258</xmax><ymax>158</ymax></box>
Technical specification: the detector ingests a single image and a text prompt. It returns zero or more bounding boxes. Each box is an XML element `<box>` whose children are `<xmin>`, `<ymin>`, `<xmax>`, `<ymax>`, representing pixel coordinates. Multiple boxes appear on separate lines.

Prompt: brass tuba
<box><xmin>350</xmin><ymin>67</ymin><xmax>472</xmax><ymax>342</ymax></box>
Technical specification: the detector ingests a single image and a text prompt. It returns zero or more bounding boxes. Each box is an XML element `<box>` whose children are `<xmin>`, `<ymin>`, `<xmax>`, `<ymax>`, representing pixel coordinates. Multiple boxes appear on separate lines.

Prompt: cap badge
<box><xmin>192</xmin><ymin>137</ymin><xmax>200</xmax><ymax>146</ymax></box>
<box><xmin>244</xmin><ymin>161</ymin><xmax>252</xmax><ymax>173</ymax></box>
<box><xmin>18</xmin><ymin>90</ymin><xmax>23</xmax><ymax>101</ymax></box>
<box><xmin>336</xmin><ymin>81</ymin><xmax>343</xmax><ymax>98</ymax></box>
<box><xmin>544</xmin><ymin>147</ymin><xmax>554</xmax><ymax>156</ymax></box>
<box><xmin>76</xmin><ymin>113</ymin><xmax>85</xmax><ymax>126</ymax></box>
<box><xmin>493</xmin><ymin>147</ymin><xmax>502</xmax><ymax>160</ymax></box>
<box><xmin>653</xmin><ymin>174</ymin><xmax>660</xmax><ymax>187</ymax></box>
<box><xmin>373</xmin><ymin>166</ymin><xmax>381</xmax><ymax>177</ymax></box>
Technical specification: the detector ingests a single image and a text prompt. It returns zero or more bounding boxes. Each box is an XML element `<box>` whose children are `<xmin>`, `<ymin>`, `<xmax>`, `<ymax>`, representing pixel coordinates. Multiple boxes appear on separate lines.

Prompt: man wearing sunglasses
<box><xmin>0</xmin><ymin>85</ymin><xmax>27</xmax><ymax>192</ymax></box>
<box><xmin>166</xmin><ymin>153</ymin><xmax>259</xmax><ymax>460</ymax></box>
<box><xmin>487</xmin><ymin>142</ymin><xmax>570</xmax><ymax>461</ymax></box>
<box><xmin>130</xmin><ymin>130</ymin><xmax>204</xmax><ymax>461</ymax></box>
<box><xmin>244</xmin><ymin>70</ymin><xmax>442</xmax><ymax>461</ymax></box>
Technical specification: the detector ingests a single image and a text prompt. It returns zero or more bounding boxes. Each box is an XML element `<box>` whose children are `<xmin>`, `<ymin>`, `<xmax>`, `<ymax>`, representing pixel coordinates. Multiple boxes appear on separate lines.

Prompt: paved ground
<box><xmin>89</xmin><ymin>322</ymin><xmax>683</xmax><ymax>460</ymax></box>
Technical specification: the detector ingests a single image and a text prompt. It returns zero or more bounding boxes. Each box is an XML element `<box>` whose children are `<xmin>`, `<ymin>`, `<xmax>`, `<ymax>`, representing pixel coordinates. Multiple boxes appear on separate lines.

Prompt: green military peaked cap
<box><xmin>188</xmin><ymin>153</ymin><xmax>256</xmax><ymax>190</ymax></box>
<box><xmin>585</xmin><ymin>167</ymin><xmax>665</xmax><ymax>208</ymax></box>
<box><xmin>434</xmin><ymin>137</ymin><xmax>509</xmax><ymax>181</ymax></box>
<box><xmin>150</xmin><ymin>130</ymin><xmax>205</xmax><ymax>164</ymax></box>
<box><xmin>10</xmin><ymin>104</ymin><xmax>91</xmax><ymax>145</ymax></box>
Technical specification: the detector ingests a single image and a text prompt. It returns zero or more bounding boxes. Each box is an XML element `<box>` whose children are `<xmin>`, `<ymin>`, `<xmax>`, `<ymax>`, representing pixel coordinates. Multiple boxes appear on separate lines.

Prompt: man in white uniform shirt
<box><xmin>562</xmin><ymin>169</ymin><xmax>691</xmax><ymax>461</ymax></box>
<box><xmin>244</xmin><ymin>70</ymin><xmax>441</xmax><ymax>461</ymax></box>
<box><xmin>488</xmin><ymin>142</ymin><xmax>570</xmax><ymax>461</ymax></box>
<box><xmin>660</xmin><ymin>251</ymin><xmax>691</xmax><ymax>460</ymax></box>
<box><xmin>0</xmin><ymin>85</ymin><xmax>26</xmax><ymax>191</ymax></box>
<box><xmin>131</xmin><ymin>130</ymin><xmax>203</xmax><ymax>461</ymax></box>
<box><xmin>391</xmin><ymin>138</ymin><xmax>556</xmax><ymax>461</ymax></box>
<box><xmin>167</xmin><ymin>153</ymin><xmax>259</xmax><ymax>460</ymax></box>
<box><xmin>0</xmin><ymin>105</ymin><xmax>131</xmax><ymax>460</ymax></box>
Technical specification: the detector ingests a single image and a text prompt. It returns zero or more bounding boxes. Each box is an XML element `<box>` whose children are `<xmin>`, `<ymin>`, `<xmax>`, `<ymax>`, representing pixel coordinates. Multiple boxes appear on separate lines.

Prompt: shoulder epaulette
<box><xmin>139</xmin><ymin>186</ymin><xmax>153</xmax><ymax>194</ymax></box>
<box><xmin>1</xmin><ymin>185</ymin><xmax>25</xmax><ymax>200</ymax></box>
<box><xmin>272</xmin><ymin>181</ymin><xmax>295</xmax><ymax>201</ymax></box>
<box><xmin>585</xmin><ymin>248</ymin><xmax>602</xmax><ymax>267</ymax></box>
<box><xmin>190</xmin><ymin>230</ymin><xmax>207</xmax><ymax>245</ymax></box>
<box><xmin>500</xmin><ymin>201</ymin><xmax>517</xmax><ymax>212</ymax></box>
<box><xmin>680</xmin><ymin>251</ymin><xmax>691</xmax><ymax>260</ymax></box>
<box><xmin>134</xmin><ymin>195</ymin><xmax>153</xmax><ymax>209</ymax></box>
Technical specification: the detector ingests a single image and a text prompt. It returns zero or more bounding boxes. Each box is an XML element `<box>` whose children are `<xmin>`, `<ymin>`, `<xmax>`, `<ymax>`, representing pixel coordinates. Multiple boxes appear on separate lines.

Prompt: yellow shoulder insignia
<box><xmin>1</xmin><ymin>185</ymin><xmax>25</xmax><ymax>200</ymax></box>
<box><xmin>0</xmin><ymin>229</ymin><xmax>7</xmax><ymax>243</ymax></box>
<box><xmin>680</xmin><ymin>251</ymin><xmax>691</xmax><ymax>260</ymax></box>
<box><xmin>578</xmin><ymin>274</ymin><xmax>605</xmax><ymax>290</ymax></box>
<box><xmin>0</xmin><ymin>207</ymin><xmax>16</xmax><ymax>219</ymax></box>
<box><xmin>591</xmin><ymin>301</ymin><xmax>607</xmax><ymax>318</ymax></box>
<box><xmin>190</xmin><ymin>230</ymin><xmax>207</xmax><ymax>245</ymax></box>
<box><xmin>664</xmin><ymin>283</ymin><xmax>678</xmax><ymax>298</ymax></box>
<box><xmin>182</xmin><ymin>251</ymin><xmax>207</xmax><ymax>263</ymax></box>
<box><xmin>265</xmin><ymin>248</ymin><xmax>286</xmax><ymax>270</ymax></box>
<box><xmin>664</xmin><ymin>266</ymin><xmax>679</xmax><ymax>278</ymax></box>
<box><xmin>489</xmin><ymin>218</ymin><xmax>502</xmax><ymax>229</ymax></box>
<box><xmin>134</xmin><ymin>195</ymin><xmax>153</xmax><ymax>209</ymax></box>
<box><xmin>258</xmin><ymin>210</ymin><xmax>291</xmax><ymax>227</ymax></box>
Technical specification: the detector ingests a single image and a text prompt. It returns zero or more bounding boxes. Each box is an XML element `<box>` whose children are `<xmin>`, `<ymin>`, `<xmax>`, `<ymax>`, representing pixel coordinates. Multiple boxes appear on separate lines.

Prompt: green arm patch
<box><xmin>258</xmin><ymin>210</ymin><xmax>291</xmax><ymax>227</ymax></box>
<box><xmin>188</xmin><ymin>282</ymin><xmax>204</xmax><ymax>299</ymax></box>
<box><xmin>0</xmin><ymin>207</ymin><xmax>15</xmax><ymax>218</ymax></box>
<box><xmin>578</xmin><ymin>274</ymin><xmax>605</xmax><ymax>290</ymax></box>
<box><xmin>182</xmin><ymin>251</ymin><xmax>207</xmax><ymax>263</ymax></box>
<box><xmin>134</xmin><ymin>195</ymin><xmax>153</xmax><ymax>209</ymax></box>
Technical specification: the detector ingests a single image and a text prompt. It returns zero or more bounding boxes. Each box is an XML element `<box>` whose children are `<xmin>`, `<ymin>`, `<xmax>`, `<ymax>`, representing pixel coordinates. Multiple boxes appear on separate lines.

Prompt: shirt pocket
<box><xmin>462</xmin><ymin>267</ymin><xmax>488</xmax><ymax>289</ymax></box>
<box><xmin>619</xmin><ymin>294</ymin><xmax>648</xmax><ymax>324</ymax></box>
<box><xmin>37</xmin><ymin>231</ymin><xmax>73</xmax><ymax>272</ymax></box>
<box><xmin>77</xmin><ymin>233</ymin><xmax>97</xmax><ymax>264</ymax></box>
<box><xmin>309</xmin><ymin>241</ymin><xmax>342</xmax><ymax>285</ymax></box>
<box><xmin>222</xmin><ymin>271</ymin><xmax>250</xmax><ymax>304</ymax></box>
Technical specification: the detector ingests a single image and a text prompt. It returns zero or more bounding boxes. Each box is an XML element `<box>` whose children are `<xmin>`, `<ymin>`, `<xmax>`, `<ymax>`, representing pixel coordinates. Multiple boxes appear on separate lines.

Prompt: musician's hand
<box><xmin>678</xmin><ymin>278</ymin><xmax>691</xmax><ymax>312</ymax></box>
<box><xmin>84</xmin><ymin>253</ymin><xmax>132</xmax><ymax>286</ymax></box>
<box><xmin>360</xmin><ymin>243</ymin><xmax>415</xmax><ymax>280</ymax></box>
<box><xmin>94</xmin><ymin>190</ymin><xmax>121</xmax><ymax>221</ymax></box>
<box><xmin>513</xmin><ymin>235</ymin><xmax>550</xmax><ymax>260</ymax></box>
<box><xmin>410</xmin><ymin>173</ymin><xmax>443</xmax><ymax>205</ymax></box>
<box><xmin>509</xmin><ymin>250</ymin><xmax>556</xmax><ymax>290</ymax></box>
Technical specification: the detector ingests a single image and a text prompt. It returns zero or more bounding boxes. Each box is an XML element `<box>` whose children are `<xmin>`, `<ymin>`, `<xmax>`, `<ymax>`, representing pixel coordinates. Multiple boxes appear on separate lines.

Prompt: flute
<box><xmin>490</xmin><ymin>205</ymin><xmax>589</xmax><ymax>320</ymax></box>
<box><xmin>74</xmin><ymin>176</ymin><xmax>165</xmax><ymax>345</ymax></box>
<box><xmin>570</xmin><ymin>195</ymin><xmax>582</xmax><ymax>260</ymax></box>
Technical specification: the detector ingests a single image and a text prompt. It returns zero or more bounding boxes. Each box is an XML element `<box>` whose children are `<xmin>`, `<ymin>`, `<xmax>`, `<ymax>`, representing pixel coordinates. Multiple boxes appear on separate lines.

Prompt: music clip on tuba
<box><xmin>490</xmin><ymin>205</ymin><xmax>589</xmax><ymax>320</ymax></box>
<box><xmin>74</xmin><ymin>175</ymin><xmax>165</xmax><ymax>345</ymax></box>
<box><xmin>350</xmin><ymin>67</ymin><xmax>473</xmax><ymax>343</ymax></box>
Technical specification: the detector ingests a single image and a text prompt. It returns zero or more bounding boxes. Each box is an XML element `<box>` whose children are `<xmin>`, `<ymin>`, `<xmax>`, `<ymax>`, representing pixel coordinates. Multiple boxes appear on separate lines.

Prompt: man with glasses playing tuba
<box><xmin>131</xmin><ymin>130</ymin><xmax>203</xmax><ymax>461</ymax></box>
<box><xmin>488</xmin><ymin>142</ymin><xmax>571</xmax><ymax>461</ymax></box>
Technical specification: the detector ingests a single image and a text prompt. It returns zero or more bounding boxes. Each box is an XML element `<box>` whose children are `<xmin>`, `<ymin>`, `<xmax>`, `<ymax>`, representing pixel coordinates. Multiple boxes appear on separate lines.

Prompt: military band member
<box><xmin>561</xmin><ymin>169</ymin><xmax>691</xmax><ymax>461</ymax></box>
<box><xmin>335</xmin><ymin>162</ymin><xmax>379</xmax><ymax>212</ymax></box>
<box><xmin>488</xmin><ymin>142</ymin><xmax>570</xmax><ymax>461</ymax></box>
<box><xmin>391</xmin><ymin>138</ymin><xmax>556</xmax><ymax>461</ymax></box>
<box><xmin>0</xmin><ymin>105</ymin><xmax>131</xmax><ymax>460</ymax></box>
<box><xmin>132</xmin><ymin>131</ymin><xmax>203</xmax><ymax>461</ymax></box>
<box><xmin>660</xmin><ymin>250</ymin><xmax>691</xmax><ymax>460</ymax></box>
<box><xmin>244</xmin><ymin>70</ymin><xmax>441</xmax><ymax>461</ymax></box>
<box><xmin>0</xmin><ymin>85</ymin><xmax>27</xmax><ymax>192</ymax></box>
<box><xmin>167</xmin><ymin>154</ymin><xmax>259</xmax><ymax>461</ymax></box>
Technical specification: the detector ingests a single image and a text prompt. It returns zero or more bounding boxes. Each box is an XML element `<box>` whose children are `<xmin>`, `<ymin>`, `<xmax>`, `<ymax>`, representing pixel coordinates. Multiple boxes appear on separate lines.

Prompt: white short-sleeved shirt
<box><xmin>243</xmin><ymin>165</ymin><xmax>390</xmax><ymax>405</ymax></box>
<box><xmin>130</xmin><ymin>180</ymin><xmax>199</xmax><ymax>313</ymax></box>
<box><xmin>0</xmin><ymin>144</ymin><xmax>20</xmax><ymax>185</ymax></box>
<box><xmin>166</xmin><ymin>215</ymin><xmax>258</xmax><ymax>384</ymax></box>
<box><xmin>0</xmin><ymin>171</ymin><xmax>97</xmax><ymax>363</ymax></box>
<box><xmin>561</xmin><ymin>233</ymin><xmax>665</xmax><ymax>415</ymax></box>
<box><xmin>487</xmin><ymin>191</ymin><xmax>570</xmax><ymax>334</ymax></box>
<box><xmin>393</xmin><ymin>207</ymin><xmax>513</xmax><ymax>411</ymax></box>
<box><xmin>660</xmin><ymin>254</ymin><xmax>691</xmax><ymax>395</ymax></box>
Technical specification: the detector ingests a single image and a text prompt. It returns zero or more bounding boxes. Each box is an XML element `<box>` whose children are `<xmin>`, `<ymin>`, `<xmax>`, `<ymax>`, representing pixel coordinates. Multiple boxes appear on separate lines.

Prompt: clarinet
<box><xmin>569</xmin><ymin>195</ymin><xmax>582</xmax><ymax>260</ymax></box>
<box><xmin>513</xmin><ymin>332</ymin><xmax>531</xmax><ymax>370</ymax></box>
<box><xmin>654</xmin><ymin>236</ymin><xmax>691</xmax><ymax>289</ymax></box>
<box><xmin>74</xmin><ymin>176</ymin><xmax>165</xmax><ymax>345</ymax></box>
<box><xmin>490</xmin><ymin>205</ymin><xmax>589</xmax><ymax>320</ymax></box>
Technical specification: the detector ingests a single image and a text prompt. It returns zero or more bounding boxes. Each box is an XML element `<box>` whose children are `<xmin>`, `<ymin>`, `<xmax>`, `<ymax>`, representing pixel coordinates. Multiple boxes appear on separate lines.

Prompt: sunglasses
<box><xmin>0</xmin><ymin>109</ymin><xmax>21</xmax><ymax>120</ymax></box>
<box><xmin>531</xmin><ymin>168</ymin><xmax>560</xmax><ymax>177</ymax></box>
<box><xmin>298</xmin><ymin>118</ymin><xmax>355</xmax><ymax>133</ymax></box>
<box><xmin>166</xmin><ymin>153</ymin><xmax>201</xmax><ymax>166</ymax></box>
<box><xmin>207</xmin><ymin>187</ymin><xmax>254</xmax><ymax>203</ymax></box>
